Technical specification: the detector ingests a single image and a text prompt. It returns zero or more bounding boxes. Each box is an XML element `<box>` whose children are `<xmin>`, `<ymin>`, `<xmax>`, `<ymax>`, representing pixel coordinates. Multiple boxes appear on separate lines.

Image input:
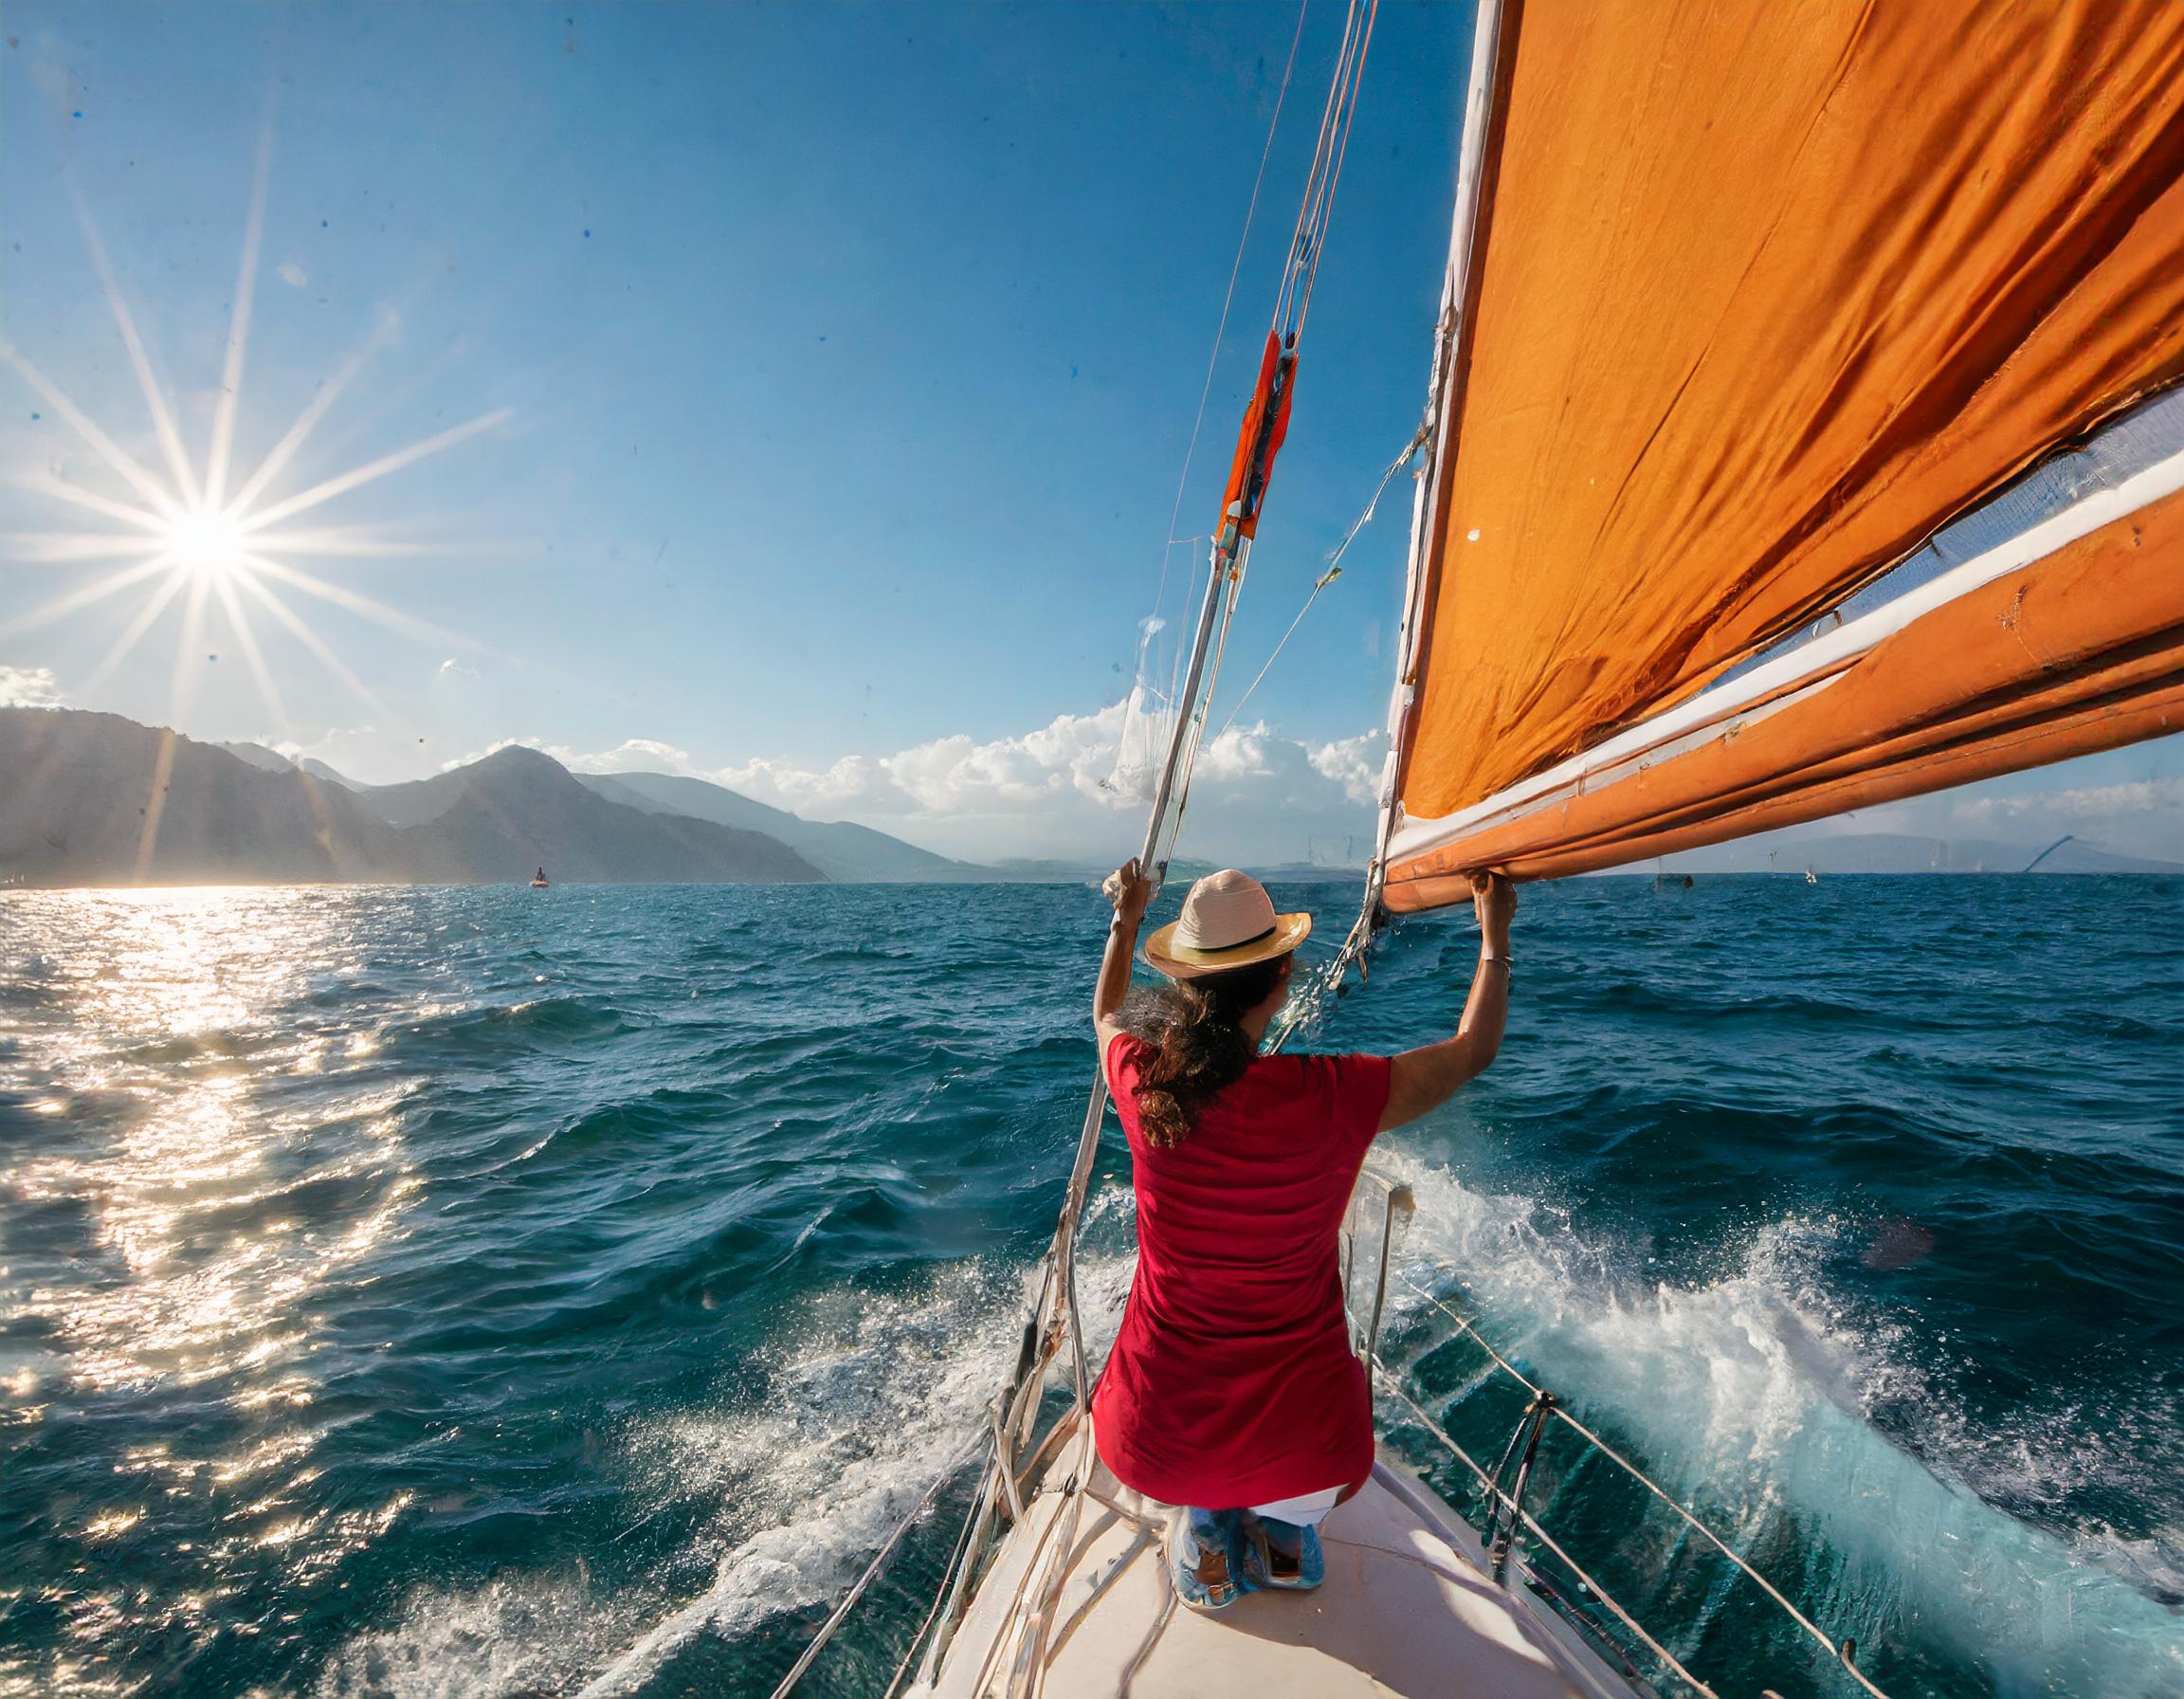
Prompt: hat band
<box><xmin>1171</xmin><ymin>922</ymin><xmax>1277</xmax><ymax>957</ymax></box>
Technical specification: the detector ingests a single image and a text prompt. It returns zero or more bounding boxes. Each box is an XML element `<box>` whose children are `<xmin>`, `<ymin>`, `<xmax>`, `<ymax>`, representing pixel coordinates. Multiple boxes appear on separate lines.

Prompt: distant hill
<box><xmin>298</xmin><ymin>757</ymin><xmax>364</xmax><ymax>790</ymax></box>
<box><xmin>575</xmin><ymin>770</ymin><xmax>983</xmax><ymax>883</ymax></box>
<box><xmin>1649</xmin><ymin>831</ymin><xmax>2184</xmax><ymax>876</ymax></box>
<box><xmin>0</xmin><ymin>709</ymin><xmax>823</xmax><ymax>887</ymax></box>
<box><xmin>215</xmin><ymin>740</ymin><xmax>299</xmax><ymax>775</ymax></box>
<box><xmin>6</xmin><ymin>710</ymin><xmax>407</xmax><ymax>884</ymax></box>
<box><xmin>356</xmin><ymin>747</ymin><xmax>824</xmax><ymax>884</ymax></box>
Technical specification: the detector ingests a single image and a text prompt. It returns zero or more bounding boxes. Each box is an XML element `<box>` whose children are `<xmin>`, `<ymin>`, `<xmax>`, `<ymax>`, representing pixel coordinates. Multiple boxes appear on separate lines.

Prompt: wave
<box><xmin>399</xmin><ymin>996</ymin><xmax>639</xmax><ymax>1048</ymax></box>
<box><xmin>312</xmin><ymin>1251</ymin><xmax>1121</xmax><ymax>1699</ymax></box>
<box><xmin>312</xmin><ymin>1573</ymin><xmax>631</xmax><ymax>1699</ymax></box>
<box><xmin>1381</xmin><ymin>1155</ymin><xmax>2184</xmax><ymax>1696</ymax></box>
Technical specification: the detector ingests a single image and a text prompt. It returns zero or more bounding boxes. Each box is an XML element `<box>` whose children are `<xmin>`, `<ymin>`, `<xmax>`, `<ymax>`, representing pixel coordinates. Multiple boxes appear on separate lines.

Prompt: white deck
<box><xmin>925</xmin><ymin>1425</ymin><xmax>1646</xmax><ymax>1699</ymax></box>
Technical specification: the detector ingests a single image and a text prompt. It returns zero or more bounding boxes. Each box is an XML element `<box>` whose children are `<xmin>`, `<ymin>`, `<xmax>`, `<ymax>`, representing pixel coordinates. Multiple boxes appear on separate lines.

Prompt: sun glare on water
<box><xmin>1</xmin><ymin>129</ymin><xmax>512</xmax><ymax>729</ymax></box>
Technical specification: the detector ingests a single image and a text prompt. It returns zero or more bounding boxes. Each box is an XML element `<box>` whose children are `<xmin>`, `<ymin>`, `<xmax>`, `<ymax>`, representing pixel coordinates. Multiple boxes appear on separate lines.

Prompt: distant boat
<box><xmin>530</xmin><ymin>867</ymin><xmax>550</xmax><ymax>888</ymax></box>
<box><xmin>1806</xmin><ymin>867</ymin><xmax>1820</xmax><ymax>885</ymax></box>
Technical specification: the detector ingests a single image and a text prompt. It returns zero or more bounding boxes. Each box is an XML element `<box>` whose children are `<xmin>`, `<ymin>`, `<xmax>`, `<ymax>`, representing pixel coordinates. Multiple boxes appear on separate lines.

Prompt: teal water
<box><xmin>0</xmin><ymin>878</ymin><xmax>2178</xmax><ymax>1697</ymax></box>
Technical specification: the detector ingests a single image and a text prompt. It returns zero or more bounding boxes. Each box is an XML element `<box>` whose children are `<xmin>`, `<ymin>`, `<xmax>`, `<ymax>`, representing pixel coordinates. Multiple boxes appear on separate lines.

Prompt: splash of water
<box><xmin>1383</xmin><ymin>1155</ymin><xmax>2184</xmax><ymax>1697</ymax></box>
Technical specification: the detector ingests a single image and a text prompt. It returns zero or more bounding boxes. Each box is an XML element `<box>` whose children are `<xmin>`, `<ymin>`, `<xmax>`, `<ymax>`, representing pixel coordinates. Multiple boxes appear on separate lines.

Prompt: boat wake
<box><xmin>314</xmin><ymin>1247</ymin><xmax>1137</xmax><ymax>1699</ymax></box>
<box><xmin>310</xmin><ymin>1158</ymin><xmax>2180</xmax><ymax>1699</ymax></box>
<box><xmin>1383</xmin><ymin>1154</ymin><xmax>2184</xmax><ymax>1697</ymax></box>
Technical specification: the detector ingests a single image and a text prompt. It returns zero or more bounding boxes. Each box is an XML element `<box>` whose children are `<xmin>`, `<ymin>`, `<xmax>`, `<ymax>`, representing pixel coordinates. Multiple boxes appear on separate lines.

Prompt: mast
<box><xmin>1373</xmin><ymin>0</ymin><xmax>1507</xmax><ymax>893</ymax></box>
<box><xmin>916</xmin><ymin>12</ymin><xmax>1380</xmax><ymax>1681</ymax></box>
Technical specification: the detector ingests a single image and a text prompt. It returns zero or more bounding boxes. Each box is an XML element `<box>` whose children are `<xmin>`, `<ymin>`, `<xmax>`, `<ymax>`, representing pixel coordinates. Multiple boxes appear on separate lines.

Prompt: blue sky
<box><xmin>2</xmin><ymin>3</ymin><xmax>2177</xmax><ymax>865</ymax></box>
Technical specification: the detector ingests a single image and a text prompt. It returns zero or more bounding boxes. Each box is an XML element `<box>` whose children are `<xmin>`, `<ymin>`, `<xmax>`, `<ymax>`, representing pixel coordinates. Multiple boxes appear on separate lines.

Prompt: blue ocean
<box><xmin>1</xmin><ymin>877</ymin><xmax>2179</xmax><ymax>1698</ymax></box>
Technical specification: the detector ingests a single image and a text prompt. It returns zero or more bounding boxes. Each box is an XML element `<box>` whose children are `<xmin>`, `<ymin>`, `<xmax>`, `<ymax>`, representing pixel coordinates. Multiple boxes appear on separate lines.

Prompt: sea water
<box><xmin>0</xmin><ymin>878</ymin><xmax>2177</xmax><ymax>1698</ymax></box>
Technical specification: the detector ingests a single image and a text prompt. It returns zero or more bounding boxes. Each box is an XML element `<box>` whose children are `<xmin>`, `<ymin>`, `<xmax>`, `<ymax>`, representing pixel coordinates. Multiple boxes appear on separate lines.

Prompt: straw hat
<box><xmin>1142</xmin><ymin>868</ymin><xmax>1312</xmax><ymax>980</ymax></box>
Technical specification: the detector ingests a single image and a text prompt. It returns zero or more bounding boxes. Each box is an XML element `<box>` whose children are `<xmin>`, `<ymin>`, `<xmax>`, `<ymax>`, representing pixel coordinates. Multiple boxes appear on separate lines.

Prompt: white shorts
<box><xmin>1247</xmin><ymin>1486</ymin><xmax>1343</xmax><ymax>1526</ymax></box>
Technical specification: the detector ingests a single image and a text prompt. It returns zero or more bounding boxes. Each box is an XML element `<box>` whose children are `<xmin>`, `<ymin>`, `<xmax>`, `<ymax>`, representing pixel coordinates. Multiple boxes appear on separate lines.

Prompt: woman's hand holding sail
<box><xmin>1471</xmin><ymin>870</ymin><xmax>1516</xmax><ymax>956</ymax></box>
<box><xmin>1378</xmin><ymin>871</ymin><xmax>1518</xmax><ymax>1133</ymax></box>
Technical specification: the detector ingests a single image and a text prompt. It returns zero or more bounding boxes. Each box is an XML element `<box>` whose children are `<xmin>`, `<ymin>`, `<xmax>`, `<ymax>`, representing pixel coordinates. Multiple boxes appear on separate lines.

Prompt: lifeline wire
<box><xmin>1372</xmin><ymin>1367</ymin><xmax>1720</xmax><ymax>1697</ymax></box>
<box><xmin>1392</xmin><ymin>1269</ymin><xmax>1890</xmax><ymax>1697</ymax></box>
<box><xmin>883</xmin><ymin>1453</ymin><xmax>996</xmax><ymax>1699</ymax></box>
<box><xmin>766</xmin><ymin>1429</ymin><xmax>990</xmax><ymax>1699</ymax></box>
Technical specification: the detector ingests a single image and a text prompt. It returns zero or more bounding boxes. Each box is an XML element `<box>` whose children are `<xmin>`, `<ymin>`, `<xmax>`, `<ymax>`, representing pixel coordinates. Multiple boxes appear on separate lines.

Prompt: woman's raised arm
<box><xmin>1379</xmin><ymin>873</ymin><xmax>1516</xmax><ymax>1132</ymax></box>
<box><xmin>1094</xmin><ymin>858</ymin><xmax>1153</xmax><ymax>1071</ymax></box>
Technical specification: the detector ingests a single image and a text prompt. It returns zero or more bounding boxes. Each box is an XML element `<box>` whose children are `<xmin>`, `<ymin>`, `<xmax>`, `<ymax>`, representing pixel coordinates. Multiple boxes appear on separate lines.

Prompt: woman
<box><xmin>1090</xmin><ymin>861</ymin><xmax>1517</xmax><ymax>1610</ymax></box>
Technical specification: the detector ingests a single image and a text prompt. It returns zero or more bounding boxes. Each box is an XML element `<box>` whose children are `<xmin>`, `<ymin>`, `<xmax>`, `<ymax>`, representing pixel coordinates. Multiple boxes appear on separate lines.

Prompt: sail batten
<box><xmin>1380</xmin><ymin>0</ymin><xmax>2184</xmax><ymax>904</ymax></box>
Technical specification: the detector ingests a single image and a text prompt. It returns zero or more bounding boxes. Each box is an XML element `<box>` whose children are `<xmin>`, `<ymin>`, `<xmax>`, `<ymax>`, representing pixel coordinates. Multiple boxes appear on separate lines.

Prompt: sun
<box><xmin>166</xmin><ymin>509</ymin><xmax>246</xmax><ymax>583</ymax></box>
<box><xmin>0</xmin><ymin>130</ymin><xmax>513</xmax><ymax>732</ymax></box>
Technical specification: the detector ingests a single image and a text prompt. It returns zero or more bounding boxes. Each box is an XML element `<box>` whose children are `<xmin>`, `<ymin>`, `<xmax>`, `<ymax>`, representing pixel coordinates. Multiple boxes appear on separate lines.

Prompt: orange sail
<box><xmin>1379</xmin><ymin>0</ymin><xmax>2184</xmax><ymax>909</ymax></box>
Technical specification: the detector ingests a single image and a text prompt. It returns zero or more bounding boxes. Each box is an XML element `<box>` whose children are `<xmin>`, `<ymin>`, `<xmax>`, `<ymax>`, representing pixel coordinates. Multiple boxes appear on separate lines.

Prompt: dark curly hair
<box><xmin>1118</xmin><ymin>955</ymin><xmax>1289</xmax><ymax>1147</ymax></box>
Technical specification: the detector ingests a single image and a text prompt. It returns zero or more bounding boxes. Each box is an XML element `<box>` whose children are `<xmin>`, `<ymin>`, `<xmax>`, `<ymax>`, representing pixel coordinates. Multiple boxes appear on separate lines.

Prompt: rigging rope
<box><xmin>1210</xmin><ymin>423</ymin><xmax>1426</xmax><ymax>742</ymax></box>
<box><xmin>1149</xmin><ymin>1</ymin><xmax>1308</xmax><ymax>649</ymax></box>
<box><xmin>780</xmin><ymin>13</ymin><xmax>1386</xmax><ymax>1694</ymax></box>
<box><xmin>1271</xmin><ymin>0</ymin><xmax>1378</xmax><ymax>343</ymax></box>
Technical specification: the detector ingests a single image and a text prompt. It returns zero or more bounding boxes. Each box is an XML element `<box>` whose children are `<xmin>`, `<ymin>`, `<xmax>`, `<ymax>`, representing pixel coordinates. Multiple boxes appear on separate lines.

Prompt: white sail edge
<box><xmin>1385</xmin><ymin>436</ymin><xmax>2184</xmax><ymax>868</ymax></box>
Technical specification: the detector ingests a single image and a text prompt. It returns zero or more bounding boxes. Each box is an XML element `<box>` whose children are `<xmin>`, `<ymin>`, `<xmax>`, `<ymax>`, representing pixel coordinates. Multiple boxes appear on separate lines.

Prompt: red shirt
<box><xmin>1090</xmin><ymin>1032</ymin><xmax>1394</xmax><ymax>1508</ymax></box>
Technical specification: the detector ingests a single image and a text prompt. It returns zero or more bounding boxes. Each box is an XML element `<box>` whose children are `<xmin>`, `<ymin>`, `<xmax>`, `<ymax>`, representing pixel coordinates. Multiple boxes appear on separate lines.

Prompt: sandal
<box><xmin>1169</xmin><ymin>1507</ymin><xmax>1242</xmax><ymax>1611</ymax></box>
<box><xmin>1238</xmin><ymin>1513</ymin><xmax>1325</xmax><ymax>1592</ymax></box>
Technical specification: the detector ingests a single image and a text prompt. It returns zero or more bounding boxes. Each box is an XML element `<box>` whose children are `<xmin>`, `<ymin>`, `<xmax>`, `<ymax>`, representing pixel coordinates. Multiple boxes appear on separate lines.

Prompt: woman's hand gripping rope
<box><xmin>1094</xmin><ymin>858</ymin><xmax>1155</xmax><ymax>1068</ymax></box>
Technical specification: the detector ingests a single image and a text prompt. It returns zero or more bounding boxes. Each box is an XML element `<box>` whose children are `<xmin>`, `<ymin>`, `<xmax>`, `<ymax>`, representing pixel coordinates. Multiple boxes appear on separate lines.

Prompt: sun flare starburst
<box><xmin>2</xmin><ymin>138</ymin><xmax>513</xmax><ymax>732</ymax></box>
<box><xmin>166</xmin><ymin>510</ymin><xmax>246</xmax><ymax>584</ymax></box>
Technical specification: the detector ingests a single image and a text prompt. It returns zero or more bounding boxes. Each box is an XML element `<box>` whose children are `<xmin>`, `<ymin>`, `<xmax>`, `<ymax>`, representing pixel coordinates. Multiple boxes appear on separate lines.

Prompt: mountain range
<box><xmin>0</xmin><ymin>708</ymin><xmax>981</xmax><ymax>887</ymax></box>
<box><xmin>4</xmin><ymin>706</ymin><xmax>2175</xmax><ymax>888</ymax></box>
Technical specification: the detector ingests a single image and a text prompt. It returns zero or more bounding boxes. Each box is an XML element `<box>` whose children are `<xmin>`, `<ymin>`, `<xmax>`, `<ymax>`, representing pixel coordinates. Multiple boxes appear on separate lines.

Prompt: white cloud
<box><xmin>710</xmin><ymin>702</ymin><xmax>1384</xmax><ymax>863</ymax></box>
<box><xmin>1954</xmin><ymin>777</ymin><xmax>2184</xmax><ymax>824</ymax></box>
<box><xmin>0</xmin><ymin>665</ymin><xmax>63</xmax><ymax>707</ymax></box>
<box><xmin>712</xmin><ymin>701</ymin><xmax>1138</xmax><ymax>821</ymax></box>
<box><xmin>1307</xmin><ymin>729</ymin><xmax>1386</xmax><ymax>807</ymax></box>
<box><xmin>278</xmin><ymin>259</ymin><xmax>309</xmax><ymax>287</ymax></box>
<box><xmin>465</xmin><ymin>699</ymin><xmax>1386</xmax><ymax>864</ymax></box>
<box><xmin>563</xmin><ymin>737</ymin><xmax>692</xmax><ymax>775</ymax></box>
